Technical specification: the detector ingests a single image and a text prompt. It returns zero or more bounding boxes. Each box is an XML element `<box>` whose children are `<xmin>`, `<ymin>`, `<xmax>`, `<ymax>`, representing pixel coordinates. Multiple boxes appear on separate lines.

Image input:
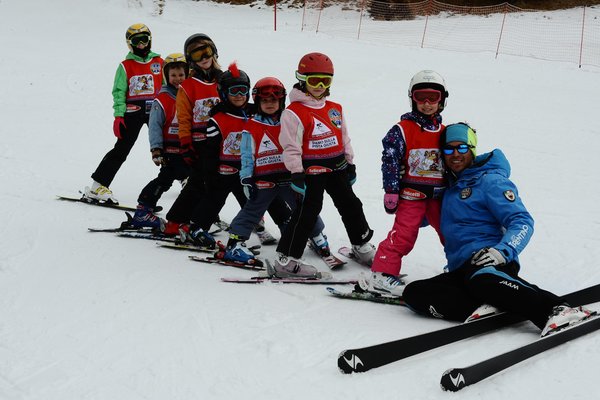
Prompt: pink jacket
<box><xmin>279</xmin><ymin>88</ymin><xmax>354</xmax><ymax>174</ymax></box>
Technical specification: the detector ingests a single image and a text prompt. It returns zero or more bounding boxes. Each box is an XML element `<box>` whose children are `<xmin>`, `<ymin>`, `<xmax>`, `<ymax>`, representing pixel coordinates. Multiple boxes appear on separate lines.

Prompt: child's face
<box><xmin>189</xmin><ymin>43</ymin><xmax>214</xmax><ymax>71</ymax></box>
<box><xmin>227</xmin><ymin>92</ymin><xmax>247</xmax><ymax>108</ymax></box>
<box><xmin>259</xmin><ymin>96</ymin><xmax>280</xmax><ymax>115</ymax></box>
<box><xmin>168</xmin><ymin>67</ymin><xmax>186</xmax><ymax>88</ymax></box>
<box><xmin>306</xmin><ymin>84</ymin><xmax>327</xmax><ymax>99</ymax></box>
<box><xmin>416</xmin><ymin>100</ymin><xmax>440</xmax><ymax>116</ymax></box>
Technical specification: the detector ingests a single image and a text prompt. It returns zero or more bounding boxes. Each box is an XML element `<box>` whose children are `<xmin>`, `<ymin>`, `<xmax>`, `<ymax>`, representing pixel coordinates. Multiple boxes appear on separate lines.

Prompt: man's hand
<box><xmin>471</xmin><ymin>247</ymin><xmax>506</xmax><ymax>267</ymax></box>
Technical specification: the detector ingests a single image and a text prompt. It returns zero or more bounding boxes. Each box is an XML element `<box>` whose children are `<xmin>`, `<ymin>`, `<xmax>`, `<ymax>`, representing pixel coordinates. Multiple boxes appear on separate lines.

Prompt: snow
<box><xmin>1</xmin><ymin>0</ymin><xmax>600</xmax><ymax>398</ymax></box>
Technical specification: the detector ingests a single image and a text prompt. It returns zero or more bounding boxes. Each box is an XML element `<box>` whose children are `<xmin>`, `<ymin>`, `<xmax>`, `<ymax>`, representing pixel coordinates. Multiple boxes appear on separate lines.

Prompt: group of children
<box><xmin>82</xmin><ymin>23</ymin><xmax>595</xmax><ymax>338</ymax></box>
<box><xmin>83</xmin><ymin>24</ymin><xmax>376</xmax><ymax>279</ymax></box>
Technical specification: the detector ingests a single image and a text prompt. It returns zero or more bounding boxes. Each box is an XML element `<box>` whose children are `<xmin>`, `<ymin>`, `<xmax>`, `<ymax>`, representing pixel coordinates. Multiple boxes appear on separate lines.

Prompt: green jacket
<box><xmin>112</xmin><ymin>51</ymin><xmax>161</xmax><ymax>117</ymax></box>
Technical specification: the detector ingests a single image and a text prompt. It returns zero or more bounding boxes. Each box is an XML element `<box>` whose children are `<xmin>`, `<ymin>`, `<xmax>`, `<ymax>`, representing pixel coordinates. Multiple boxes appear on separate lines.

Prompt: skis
<box><xmin>308</xmin><ymin>241</ymin><xmax>346</xmax><ymax>269</ymax></box>
<box><xmin>440</xmin><ymin>314</ymin><xmax>600</xmax><ymax>391</ymax></box>
<box><xmin>57</xmin><ymin>194</ymin><xmax>163</xmax><ymax>213</ymax></box>
<box><xmin>158</xmin><ymin>242</ymin><xmax>260</xmax><ymax>254</ymax></box>
<box><xmin>221</xmin><ymin>275</ymin><xmax>357</xmax><ymax>285</ymax></box>
<box><xmin>326</xmin><ymin>286</ymin><xmax>405</xmax><ymax>306</ymax></box>
<box><xmin>117</xmin><ymin>231</ymin><xmax>179</xmax><ymax>242</ymax></box>
<box><xmin>157</xmin><ymin>242</ymin><xmax>218</xmax><ymax>253</ymax></box>
<box><xmin>188</xmin><ymin>255</ymin><xmax>266</xmax><ymax>271</ymax></box>
<box><xmin>337</xmin><ymin>282</ymin><xmax>600</xmax><ymax>374</ymax></box>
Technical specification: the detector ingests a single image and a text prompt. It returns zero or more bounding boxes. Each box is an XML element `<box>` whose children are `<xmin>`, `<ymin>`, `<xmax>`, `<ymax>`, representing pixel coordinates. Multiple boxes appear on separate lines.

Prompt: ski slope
<box><xmin>1</xmin><ymin>0</ymin><xmax>599</xmax><ymax>398</ymax></box>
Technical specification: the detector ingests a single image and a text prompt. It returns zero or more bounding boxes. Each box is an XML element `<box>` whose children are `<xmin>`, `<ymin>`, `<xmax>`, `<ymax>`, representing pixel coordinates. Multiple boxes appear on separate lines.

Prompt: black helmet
<box><xmin>184</xmin><ymin>33</ymin><xmax>218</xmax><ymax>64</ymax></box>
<box><xmin>218</xmin><ymin>63</ymin><xmax>251</xmax><ymax>102</ymax></box>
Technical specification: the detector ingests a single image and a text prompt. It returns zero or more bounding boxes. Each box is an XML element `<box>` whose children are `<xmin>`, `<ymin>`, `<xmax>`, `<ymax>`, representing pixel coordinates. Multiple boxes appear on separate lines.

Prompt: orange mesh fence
<box><xmin>299</xmin><ymin>0</ymin><xmax>600</xmax><ymax>68</ymax></box>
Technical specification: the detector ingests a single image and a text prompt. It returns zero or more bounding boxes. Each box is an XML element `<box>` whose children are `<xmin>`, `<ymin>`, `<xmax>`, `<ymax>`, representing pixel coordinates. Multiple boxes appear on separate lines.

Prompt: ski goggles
<box><xmin>412</xmin><ymin>89</ymin><xmax>442</xmax><ymax>104</ymax></box>
<box><xmin>253</xmin><ymin>85</ymin><xmax>286</xmax><ymax>99</ymax></box>
<box><xmin>442</xmin><ymin>144</ymin><xmax>473</xmax><ymax>155</ymax></box>
<box><xmin>129</xmin><ymin>34</ymin><xmax>151</xmax><ymax>46</ymax></box>
<box><xmin>189</xmin><ymin>44</ymin><xmax>214</xmax><ymax>62</ymax></box>
<box><xmin>304</xmin><ymin>74</ymin><xmax>333</xmax><ymax>89</ymax></box>
<box><xmin>227</xmin><ymin>85</ymin><xmax>249</xmax><ymax>97</ymax></box>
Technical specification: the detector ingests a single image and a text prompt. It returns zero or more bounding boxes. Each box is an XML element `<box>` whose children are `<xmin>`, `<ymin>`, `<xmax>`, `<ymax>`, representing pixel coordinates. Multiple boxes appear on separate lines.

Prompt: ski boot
<box><xmin>268</xmin><ymin>253</ymin><xmax>320</xmax><ymax>278</ymax></box>
<box><xmin>83</xmin><ymin>181</ymin><xmax>118</xmax><ymax>204</ymax></box>
<box><xmin>131</xmin><ymin>204</ymin><xmax>165</xmax><ymax>230</ymax></box>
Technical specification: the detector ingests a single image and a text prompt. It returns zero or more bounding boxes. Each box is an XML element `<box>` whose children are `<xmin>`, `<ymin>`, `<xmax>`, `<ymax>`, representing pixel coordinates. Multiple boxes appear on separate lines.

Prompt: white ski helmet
<box><xmin>408</xmin><ymin>70</ymin><xmax>449</xmax><ymax>112</ymax></box>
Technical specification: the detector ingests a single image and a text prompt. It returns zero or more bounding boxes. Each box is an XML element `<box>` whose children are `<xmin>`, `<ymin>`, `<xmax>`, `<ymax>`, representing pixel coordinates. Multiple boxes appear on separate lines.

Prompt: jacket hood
<box><xmin>450</xmin><ymin>149</ymin><xmax>510</xmax><ymax>186</ymax></box>
<box><xmin>288</xmin><ymin>87</ymin><xmax>326</xmax><ymax>107</ymax></box>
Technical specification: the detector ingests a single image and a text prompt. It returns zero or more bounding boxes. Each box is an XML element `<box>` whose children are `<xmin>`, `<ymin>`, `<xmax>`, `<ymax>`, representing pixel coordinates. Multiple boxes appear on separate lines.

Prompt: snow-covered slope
<box><xmin>1</xmin><ymin>0</ymin><xmax>599</xmax><ymax>398</ymax></box>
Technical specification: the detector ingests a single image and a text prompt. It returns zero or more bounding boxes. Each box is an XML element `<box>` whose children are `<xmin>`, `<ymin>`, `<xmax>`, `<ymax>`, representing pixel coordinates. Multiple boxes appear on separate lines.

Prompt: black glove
<box><xmin>241</xmin><ymin>176</ymin><xmax>256</xmax><ymax>199</ymax></box>
<box><xmin>346</xmin><ymin>164</ymin><xmax>357</xmax><ymax>186</ymax></box>
<box><xmin>290</xmin><ymin>173</ymin><xmax>306</xmax><ymax>198</ymax></box>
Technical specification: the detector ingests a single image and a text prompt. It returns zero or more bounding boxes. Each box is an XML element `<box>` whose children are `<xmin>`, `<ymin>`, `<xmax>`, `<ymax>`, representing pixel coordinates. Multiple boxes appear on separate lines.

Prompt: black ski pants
<box><xmin>403</xmin><ymin>261</ymin><xmax>562</xmax><ymax>329</ymax></box>
<box><xmin>276</xmin><ymin>170</ymin><xmax>373</xmax><ymax>259</ymax></box>
<box><xmin>91</xmin><ymin>108</ymin><xmax>147</xmax><ymax>187</ymax></box>
<box><xmin>190</xmin><ymin>174</ymin><xmax>290</xmax><ymax>232</ymax></box>
<box><xmin>165</xmin><ymin>143</ymin><xmax>207</xmax><ymax>224</ymax></box>
<box><xmin>137</xmin><ymin>154</ymin><xmax>190</xmax><ymax>209</ymax></box>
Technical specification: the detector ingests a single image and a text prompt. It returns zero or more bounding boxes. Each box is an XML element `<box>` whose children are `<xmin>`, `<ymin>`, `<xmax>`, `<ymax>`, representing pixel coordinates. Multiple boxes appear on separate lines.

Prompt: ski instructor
<box><xmin>402</xmin><ymin>122</ymin><xmax>594</xmax><ymax>337</ymax></box>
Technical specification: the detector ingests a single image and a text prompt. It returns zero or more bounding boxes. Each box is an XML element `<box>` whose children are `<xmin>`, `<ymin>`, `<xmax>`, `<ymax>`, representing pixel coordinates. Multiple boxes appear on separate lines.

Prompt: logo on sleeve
<box><xmin>460</xmin><ymin>187</ymin><xmax>472</xmax><ymax>199</ymax></box>
<box><xmin>503</xmin><ymin>190</ymin><xmax>516</xmax><ymax>202</ymax></box>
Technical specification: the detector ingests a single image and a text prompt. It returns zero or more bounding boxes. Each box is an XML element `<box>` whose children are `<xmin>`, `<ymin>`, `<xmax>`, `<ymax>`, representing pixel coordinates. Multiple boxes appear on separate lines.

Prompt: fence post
<box><xmin>357</xmin><ymin>0</ymin><xmax>366</xmax><ymax>40</ymax></box>
<box><xmin>316</xmin><ymin>0</ymin><xmax>324</xmax><ymax>33</ymax></box>
<box><xmin>421</xmin><ymin>0</ymin><xmax>433</xmax><ymax>48</ymax></box>
<box><xmin>579</xmin><ymin>5</ymin><xmax>586</xmax><ymax>68</ymax></box>
<box><xmin>274</xmin><ymin>0</ymin><xmax>277</xmax><ymax>31</ymax></box>
<box><xmin>301</xmin><ymin>0</ymin><xmax>307</xmax><ymax>32</ymax></box>
<box><xmin>495</xmin><ymin>2</ymin><xmax>509</xmax><ymax>59</ymax></box>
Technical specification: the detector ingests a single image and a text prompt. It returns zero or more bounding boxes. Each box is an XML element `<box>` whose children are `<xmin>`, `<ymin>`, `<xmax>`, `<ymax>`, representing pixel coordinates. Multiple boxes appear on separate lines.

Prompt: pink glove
<box><xmin>113</xmin><ymin>117</ymin><xmax>126</xmax><ymax>139</ymax></box>
<box><xmin>384</xmin><ymin>193</ymin><xmax>399</xmax><ymax>214</ymax></box>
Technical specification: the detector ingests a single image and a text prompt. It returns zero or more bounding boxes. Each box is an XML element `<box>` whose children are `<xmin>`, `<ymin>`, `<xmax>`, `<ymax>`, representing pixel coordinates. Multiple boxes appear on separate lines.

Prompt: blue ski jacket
<box><xmin>441</xmin><ymin>149</ymin><xmax>534</xmax><ymax>272</ymax></box>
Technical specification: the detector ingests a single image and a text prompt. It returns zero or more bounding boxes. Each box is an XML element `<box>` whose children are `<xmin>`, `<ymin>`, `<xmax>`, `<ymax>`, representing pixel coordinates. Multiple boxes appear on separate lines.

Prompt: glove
<box><xmin>290</xmin><ymin>172</ymin><xmax>306</xmax><ymax>198</ymax></box>
<box><xmin>346</xmin><ymin>164</ymin><xmax>357</xmax><ymax>186</ymax></box>
<box><xmin>471</xmin><ymin>247</ymin><xmax>506</xmax><ymax>267</ymax></box>
<box><xmin>241</xmin><ymin>176</ymin><xmax>256</xmax><ymax>199</ymax></box>
<box><xmin>151</xmin><ymin>148</ymin><xmax>165</xmax><ymax>166</ymax></box>
<box><xmin>179</xmin><ymin>136</ymin><xmax>196</xmax><ymax>165</ymax></box>
<box><xmin>383</xmin><ymin>193</ymin><xmax>399</xmax><ymax>214</ymax></box>
<box><xmin>113</xmin><ymin>116</ymin><xmax>126</xmax><ymax>139</ymax></box>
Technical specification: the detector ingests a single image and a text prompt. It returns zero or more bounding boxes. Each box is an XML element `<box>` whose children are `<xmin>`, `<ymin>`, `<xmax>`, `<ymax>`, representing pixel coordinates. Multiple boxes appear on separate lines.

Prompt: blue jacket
<box><xmin>441</xmin><ymin>149</ymin><xmax>534</xmax><ymax>272</ymax></box>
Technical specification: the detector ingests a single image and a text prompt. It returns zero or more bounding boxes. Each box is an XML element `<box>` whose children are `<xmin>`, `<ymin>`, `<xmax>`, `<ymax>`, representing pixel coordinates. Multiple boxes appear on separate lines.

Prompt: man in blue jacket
<box><xmin>402</xmin><ymin>122</ymin><xmax>594</xmax><ymax>337</ymax></box>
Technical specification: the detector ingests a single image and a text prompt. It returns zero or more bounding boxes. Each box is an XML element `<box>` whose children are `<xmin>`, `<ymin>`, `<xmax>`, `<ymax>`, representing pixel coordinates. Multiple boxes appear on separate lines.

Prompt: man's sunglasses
<box><xmin>442</xmin><ymin>144</ymin><xmax>473</xmax><ymax>155</ymax></box>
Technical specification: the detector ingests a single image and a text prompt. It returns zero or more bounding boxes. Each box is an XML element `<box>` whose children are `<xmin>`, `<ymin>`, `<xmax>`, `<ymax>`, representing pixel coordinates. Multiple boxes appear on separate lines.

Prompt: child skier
<box><xmin>362</xmin><ymin>70</ymin><xmax>448</xmax><ymax>296</ymax></box>
<box><xmin>271</xmin><ymin>52</ymin><xmax>376</xmax><ymax>278</ymax></box>
<box><xmin>220</xmin><ymin>77</ymin><xmax>328</xmax><ymax>266</ymax></box>
<box><xmin>182</xmin><ymin>63</ymin><xmax>282</xmax><ymax>248</ymax></box>
<box><xmin>85</xmin><ymin>23</ymin><xmax>163</xmax><ymax>203</ymax></box>
<box><xmin>161</xmin><ymin>33</ymin><xmax>222</xmax><ymax>235</ymax></box>
<box><xmin>130</xmin><ymin>53</ymin><xmax>190</xmax><ymax>229</ymax></box>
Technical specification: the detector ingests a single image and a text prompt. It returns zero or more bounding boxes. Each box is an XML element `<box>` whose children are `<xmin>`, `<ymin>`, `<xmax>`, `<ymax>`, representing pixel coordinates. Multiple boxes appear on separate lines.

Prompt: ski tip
<box><xmin>440</xmin><ymin>368</ymin><xmax>466</xmax><ymax>392</ymax></box>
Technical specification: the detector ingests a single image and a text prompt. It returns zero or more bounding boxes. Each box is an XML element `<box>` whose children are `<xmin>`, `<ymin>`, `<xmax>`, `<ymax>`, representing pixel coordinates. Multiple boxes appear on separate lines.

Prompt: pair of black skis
<box><xmin>338</xmin><ymin>283</ymin><xmax>600</xmax><ymax>392</ymax></box>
